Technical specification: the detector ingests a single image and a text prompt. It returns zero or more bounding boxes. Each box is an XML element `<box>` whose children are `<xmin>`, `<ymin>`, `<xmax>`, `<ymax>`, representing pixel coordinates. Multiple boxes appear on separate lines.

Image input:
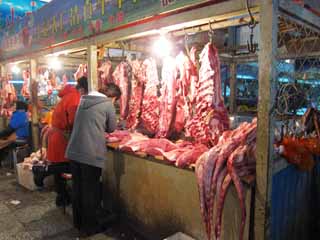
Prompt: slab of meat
<box><xmin>156</xmin><ymin>56</ymin><xmax>178</xmax><ymax>138</ymax></box>
<box><xmin>141</xmin><ymin>138</ymin><xmax>178</xmax><ymax>156</ymax></box>
<box><xmin>140</xmin><ymin>58</ymin><xmax>160</xmax><ymax>135</ymax></box>
<box><xmin>21</xmin><ymin>70</ymin><xmax>30</xmax><ymax>99</ymax></box>
<box><xmin>162</xmin><ymin>147</ymin><xmax>193</xmax><ymax>162</ymax></box>
<box><xmin>126</xmin><ymin>60</ymin><xmax>145</xmax><ymax>129</ymax></box>
<box><xmin>175</xmin><ymin>144</ymin><xmax>208</xmax><ymax>168</ymax></box>
<box><xmin>113</xmin><ymin>62</ymin><xmax>131</xmax><ymax>120</ymax></box>
<box><xmin>105</xmin><ymin>130</ymin><xmax>131</xmax><ymax>143</ymax></box>
<box><xmin>195</xmin><ymin>118</ymin><xmax>257</xmax><ymax>240</ymax></box>
<box><xmin>186</xmin><ymin>43</ymin><xmax>229</xmax><ymax>146</ymax></box>
<box><xmin>98</xmin><ymin>60</ymin><xmax>113</xmax><ymax>88</ymax></box>
<box><xmin>74</xmin><ymin>64</ymin><xmax>87</xmax><ymax>81</ymax></box>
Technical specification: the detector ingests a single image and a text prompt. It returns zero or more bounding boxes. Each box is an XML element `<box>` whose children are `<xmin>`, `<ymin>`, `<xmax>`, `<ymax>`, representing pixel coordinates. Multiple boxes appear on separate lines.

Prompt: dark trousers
<box><xmin>70</xmin><ymin>161</ymin><xmax>102</xmax><ymax>232</ymax></box>
<box><xmin>48</xmin><ymin>163</ymin><xmax>70</xmax><ymax>197</ymax></box>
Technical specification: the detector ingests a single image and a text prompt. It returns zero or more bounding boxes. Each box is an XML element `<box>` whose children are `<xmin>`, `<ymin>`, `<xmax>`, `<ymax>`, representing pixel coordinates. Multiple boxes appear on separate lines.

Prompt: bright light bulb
<box><xmin>153</xmin><ymin>36</ymin><xmax>172</xmax><ymax>57</ymax></box>
<box><xmin>11</xmin><ymin>65</ymin><xmax>21</xmax><ymax>74</ymax></box>
<box><xmin>48</xmin><ymin>58</ymin><xmax>61</xmax><ymax>70</ymax></box>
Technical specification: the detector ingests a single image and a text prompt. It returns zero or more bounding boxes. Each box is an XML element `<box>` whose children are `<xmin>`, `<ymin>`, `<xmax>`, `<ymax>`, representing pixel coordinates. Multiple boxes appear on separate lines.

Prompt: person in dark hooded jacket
<box><xmin>66</xmin><ymin>83</ymin><xmax>120</xmax><ymax>235</ymax></box>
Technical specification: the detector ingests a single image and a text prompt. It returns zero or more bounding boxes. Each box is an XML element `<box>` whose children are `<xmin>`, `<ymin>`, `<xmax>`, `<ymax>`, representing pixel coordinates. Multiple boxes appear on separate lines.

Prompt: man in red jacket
<box><xmin>34</xmin><ymin>77</ymin><xmax>88</xmax><ymax>206</ymax></box>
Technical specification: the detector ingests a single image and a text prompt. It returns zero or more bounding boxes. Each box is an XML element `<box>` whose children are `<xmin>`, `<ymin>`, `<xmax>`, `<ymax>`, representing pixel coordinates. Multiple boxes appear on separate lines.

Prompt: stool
<box><xmin>10</xmin><ymin>140</ymin><xmax>29</xmax><ymax>175</ymax></box>
<box><xmin>61</xmin><ymin>173</ymin><xmax>72</xmax><ymax>214</ymax></box>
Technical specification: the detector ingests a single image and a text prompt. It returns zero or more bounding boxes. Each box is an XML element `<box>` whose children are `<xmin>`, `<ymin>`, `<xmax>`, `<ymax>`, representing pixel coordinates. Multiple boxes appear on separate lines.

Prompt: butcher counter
<box><xmin>102</xmin><ymin>144</ymin><xmax>254</xmax><ymax>240</ymax></box>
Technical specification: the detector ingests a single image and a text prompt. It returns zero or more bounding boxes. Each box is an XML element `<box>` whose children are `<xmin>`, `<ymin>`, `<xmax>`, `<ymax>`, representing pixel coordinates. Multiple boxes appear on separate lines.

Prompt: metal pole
<box><xmin>229</xmin><ymin>62</ymin><xmax>237</xmax><ymax>114</ymax></box>
<box><xmin>254</xmin><ymin>0</ymin><xmax>279</xmax><ymax>239</ymax></box>
<box><xmin>30</xmin><ymin>59</ymin><xmax>40</xmax><ymax>151</ymax></box>
<box><xmin>87</xmin><ymin>45</ymin><xmax>98</xmax><ymax>92</ymax></box>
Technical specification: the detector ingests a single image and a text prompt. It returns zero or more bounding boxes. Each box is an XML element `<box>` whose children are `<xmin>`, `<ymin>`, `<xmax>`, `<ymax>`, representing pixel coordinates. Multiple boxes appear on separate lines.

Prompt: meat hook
<box><xmin>246</xmin><ymin>0</ymin><xmax>257</xmax><ymax>53</ymax></box>
<box><xmin>183</xmin><ymin>28</ymin><xmax>190</xmax><ymax>56</ymax></box>
<box><xmin>208</xmin><ymin>20</ymin><xmax>215</xmax><ymax>44</ymax></box>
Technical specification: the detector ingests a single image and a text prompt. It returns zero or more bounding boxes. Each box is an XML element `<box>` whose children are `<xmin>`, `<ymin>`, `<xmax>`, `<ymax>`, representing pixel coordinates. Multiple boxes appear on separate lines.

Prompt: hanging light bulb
<box><xmin>153</xmin><ymin>35</ymin><xmax>172</xmax><ymax>57</ymax></box>
<box><xmin>11</xmin><ymin>65</ymin><xmax>21</xmax><ymax>74</ymax></box>
<box><xmin>48</xmin><ymin>57</ymin><xmax>61</xmax><ymax>70</ymax></box>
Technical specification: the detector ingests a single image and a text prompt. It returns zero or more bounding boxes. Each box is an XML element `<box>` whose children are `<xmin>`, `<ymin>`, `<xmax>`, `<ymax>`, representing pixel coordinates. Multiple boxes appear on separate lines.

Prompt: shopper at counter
<box><xmin>33</xmin><ymin>77</ymin><xmax>88</xmax><ymax>207</ymax></box>
<box><xmin>66</xmin><ymin>83</ymin><xmax>121</xmax><ymax>235</ymax></box>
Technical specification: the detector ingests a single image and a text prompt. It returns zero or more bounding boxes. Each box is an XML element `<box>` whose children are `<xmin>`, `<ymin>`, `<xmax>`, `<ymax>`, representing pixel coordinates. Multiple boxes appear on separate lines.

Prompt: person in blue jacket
<box><xmin>0</xmin><ymin>101</ymin><xmax>29</xmax><ymax>140</ymax></box>
<box><xmin>0</xmin><ymin>101</ymin><xmax>29</xmax><ymax>163</ymax></box>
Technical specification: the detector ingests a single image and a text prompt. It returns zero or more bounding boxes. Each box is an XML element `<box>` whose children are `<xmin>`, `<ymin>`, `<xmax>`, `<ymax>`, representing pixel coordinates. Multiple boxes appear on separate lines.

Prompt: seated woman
<box><xmin>0</xmin><ymin>101</ymin><xmax>29</xmax><ymax>163</ymax></box>
<box><xmin>33</xmin><ymin>77</ymin><xmax>88</xmax><ymax>207</ymax></box>
<box><xmin>0</xmin><ymin>101</ymin><xmax>29</xmax><ymax>140</ymax></box>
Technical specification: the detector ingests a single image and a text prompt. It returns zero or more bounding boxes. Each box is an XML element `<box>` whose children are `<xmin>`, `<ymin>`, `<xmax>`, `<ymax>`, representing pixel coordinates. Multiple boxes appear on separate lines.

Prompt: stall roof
<box><xmin>0</xmin><ymin>0</ymin><xmax>233</xmax><ymax>62</ymax></box>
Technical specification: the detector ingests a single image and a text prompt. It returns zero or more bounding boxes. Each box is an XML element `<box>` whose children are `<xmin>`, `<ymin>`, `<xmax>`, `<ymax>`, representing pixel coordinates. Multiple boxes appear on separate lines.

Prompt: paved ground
<box><xmin>0</xmin><ymin>168</ymin><xmax>143</xmax><ymax>240</ymax></box>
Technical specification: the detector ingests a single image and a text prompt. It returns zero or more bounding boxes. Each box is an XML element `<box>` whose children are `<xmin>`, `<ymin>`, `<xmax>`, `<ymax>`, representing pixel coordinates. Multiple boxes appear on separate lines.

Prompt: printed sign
<box><xmin>0</xmin><ymin>0</ymin><xmax>214</xmax><ymax>60</ymax></box>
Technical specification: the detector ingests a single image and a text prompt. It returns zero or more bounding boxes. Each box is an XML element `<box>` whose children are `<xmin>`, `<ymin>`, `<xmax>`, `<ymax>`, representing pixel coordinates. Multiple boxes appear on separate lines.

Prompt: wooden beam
<box><xmin>87</xmin><ymin>45</ymin><xmax>98</xmax><ymax>92</ymax></box>
<box><xmin>30</xmin><ymin>59</ymin><xmax>40</xmax><ymax>151</ymax></box>
<box><xmin>254</xmin><ymin>0</ymin><xmax>278</xmax><ymax>239</ymax></box>
<box><xmin>279</xmin><ymin>0</ymin><xmax>320</xmax><ymax>32</ymax></box>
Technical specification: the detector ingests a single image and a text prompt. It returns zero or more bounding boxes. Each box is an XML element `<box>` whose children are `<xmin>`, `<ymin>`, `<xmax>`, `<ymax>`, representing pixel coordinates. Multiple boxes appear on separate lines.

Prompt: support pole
<box><xmin>87</xmin><ymin>45</ymin><xmax>98</xmax><ymax>92</ymax></box>
<box><xmin>229</xmin><ymin>62</ymin><xmax>237</xmax><ymax>114</ymax></box>
<box><xmin>0</xmin><ymin>64</ymin><xmax>6</xmax><ymax>131</ymax></box>
<box><xmin>30</xmin><ymin>59</ymin><xmax>40</xmax><ymax>151</ymax></box>
<box><xmin>254</xmin><ymin>0</ymin><xmax>278</xmax><ymax>239</ymax></box>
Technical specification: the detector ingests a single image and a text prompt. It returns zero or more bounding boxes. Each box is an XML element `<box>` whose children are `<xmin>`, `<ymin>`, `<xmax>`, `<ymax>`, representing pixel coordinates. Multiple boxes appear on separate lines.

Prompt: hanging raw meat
<box><xmin>98</xmin><ymin>60</ymin><xmax>113</xmax><ymax>88</ymax></box>
<box><xmin>172</xmin><ymin>52</ymin><xmax>193</xmax><ymax>134</ymax></box>
<box><xmin>140</xmin><ymin>58</ymin><xmax>160</xmax><ymax>135</ymax></box>
<box><xmin>195</xmin><ymin>118</ymin><xmax>257</xmax><ymax>240</ymax></box>
<box><xmin>156</xmin><ymin>56</ymin><xmax>178</xmax><ymax>138</ymax></box>
<box><xmin>21</xmin><ymin>70</ymin><xmax>30</xmax><ymax>99</ymax></box>
<box><xmin>0</xmin><ymin>75</ymin><xmax>17</xmax><ymax>117</ymax></box>
<box><xmin>186</xmin><ymin>43</ymin><xmax>229</xmax><ymax>146</ymax></box>
<box><xmin>126</xmin><ymin>60</ymin><xmax>145</xmax><ymax>129</ymax></box>
<box><xmin>74</xmin><ymin>64</ymin><xmax>87</xmax><ymax>81</ymax></box>
<box><xmin>62</xmin><ymin>74</ymin><xmax>68</xmax><ymax>87</ymax></box>
<box><xmin>113</xmin><ymin>62</ymin><xmax>131</xmax><ymax>120</ymax></box>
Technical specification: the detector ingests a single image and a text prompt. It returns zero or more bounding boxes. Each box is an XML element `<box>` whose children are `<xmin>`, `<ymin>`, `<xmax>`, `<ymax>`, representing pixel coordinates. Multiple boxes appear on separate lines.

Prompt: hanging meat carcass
<box><xmin>156</xmin><ymin>56</ymin><xmax>178</xmax><ymax>138</ymax></box>
<box><xmin>140</xmin><ymin>58</ymin><xmax>160</xmax><ymax>135</ymax></box>
<box><xmin>186</xmin><ymin>43</ymin><xmax>229</xmax><ymax>146</ymax></box>
<box><xmin>195</xmin><ymin>118</ymin><xmax>257</xmax><ymax>240</ymax></box>
<box><xmin>0</xmin><ymin>75</ymin><xmax>17</xmax><ymax>117</ymax></box>
<box><xmin>98</xmin><ymin>60</ymin><xmax>113</xmax><ymax>88</ymax></box>
<box><xmin>126</xmin><ymin>60</ymin><xmax>145</xmax><ymax>129</ymax></box>
<box><xmin>74</xmin><ymin>64</ymin><xmax>87</xmax><ymax>81</ymax></box>
<box><xmin>21</xmin><ymin>70</ymin><xmax>30</xmax><ymax>99</ymax></box>
<box><xmin>113</xmin><ymin>62</ymin><xmax>131</xmax><ymax>120</ymax></box>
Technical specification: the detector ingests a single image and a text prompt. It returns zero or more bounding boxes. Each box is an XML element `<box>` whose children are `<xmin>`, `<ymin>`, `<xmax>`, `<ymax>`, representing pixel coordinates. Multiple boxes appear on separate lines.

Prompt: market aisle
<box><xmin>0</xmin><ymin>168</ymin><xmax>143</xmax><ymax>240</ymax></box>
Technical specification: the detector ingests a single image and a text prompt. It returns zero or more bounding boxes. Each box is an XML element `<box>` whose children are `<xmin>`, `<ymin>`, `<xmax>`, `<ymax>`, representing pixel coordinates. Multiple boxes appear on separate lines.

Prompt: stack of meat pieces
<box><xmin>195</xmin><ymin>118</ymin><xmax>257</xmax><ymax>240</ymax></box>
<box><xmin>106</xmin><ymin>130</ymin><xmax>208</xmax><ymax>168</ymax></box>
<box><xmin>186</xmin><ymin>43</ymin><xmax>229</xmax><ymax>146</ymax></box>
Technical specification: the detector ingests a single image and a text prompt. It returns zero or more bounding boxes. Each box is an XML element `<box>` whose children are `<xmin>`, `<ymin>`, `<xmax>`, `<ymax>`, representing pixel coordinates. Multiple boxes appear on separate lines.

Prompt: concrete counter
<box><xmin>103</xmin><ymin>149</ymin><xmax>253</xmax><ymax>240</ymax></box>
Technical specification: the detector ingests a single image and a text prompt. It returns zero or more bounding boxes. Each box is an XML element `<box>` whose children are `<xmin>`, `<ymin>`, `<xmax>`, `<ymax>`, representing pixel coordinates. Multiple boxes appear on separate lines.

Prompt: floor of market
<box><xmin>0</xmin><ymin>167</ymin><xmax>144</xmax><ymax>240</ymax></box>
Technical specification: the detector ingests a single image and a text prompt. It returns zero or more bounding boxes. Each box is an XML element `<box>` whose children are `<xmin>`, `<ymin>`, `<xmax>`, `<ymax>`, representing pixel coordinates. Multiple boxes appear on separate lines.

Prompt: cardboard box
<box><xmin>163</xmin><ymin>232</ymin><xmax>195</xmax><ymax>240</ymax></box>
<box><xmin>16</xmin><ymin>163</ymin><xmax>53</xmax><ymax>191</ymax></box>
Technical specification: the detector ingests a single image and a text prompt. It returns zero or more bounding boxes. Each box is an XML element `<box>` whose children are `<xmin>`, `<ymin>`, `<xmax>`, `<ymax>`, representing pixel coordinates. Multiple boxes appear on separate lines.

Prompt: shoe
<box><xmin>32</xmin><ymin>165</ymin><xmax>47</xmax><ymax>187</ymax></box>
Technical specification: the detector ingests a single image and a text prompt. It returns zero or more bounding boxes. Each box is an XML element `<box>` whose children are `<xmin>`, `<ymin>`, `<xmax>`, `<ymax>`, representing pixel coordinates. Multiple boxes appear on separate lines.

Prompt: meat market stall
<box><xmin>1</xmin><ymin>0</ymin><xmax>320</xmax><ymax>240</ymax></box>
